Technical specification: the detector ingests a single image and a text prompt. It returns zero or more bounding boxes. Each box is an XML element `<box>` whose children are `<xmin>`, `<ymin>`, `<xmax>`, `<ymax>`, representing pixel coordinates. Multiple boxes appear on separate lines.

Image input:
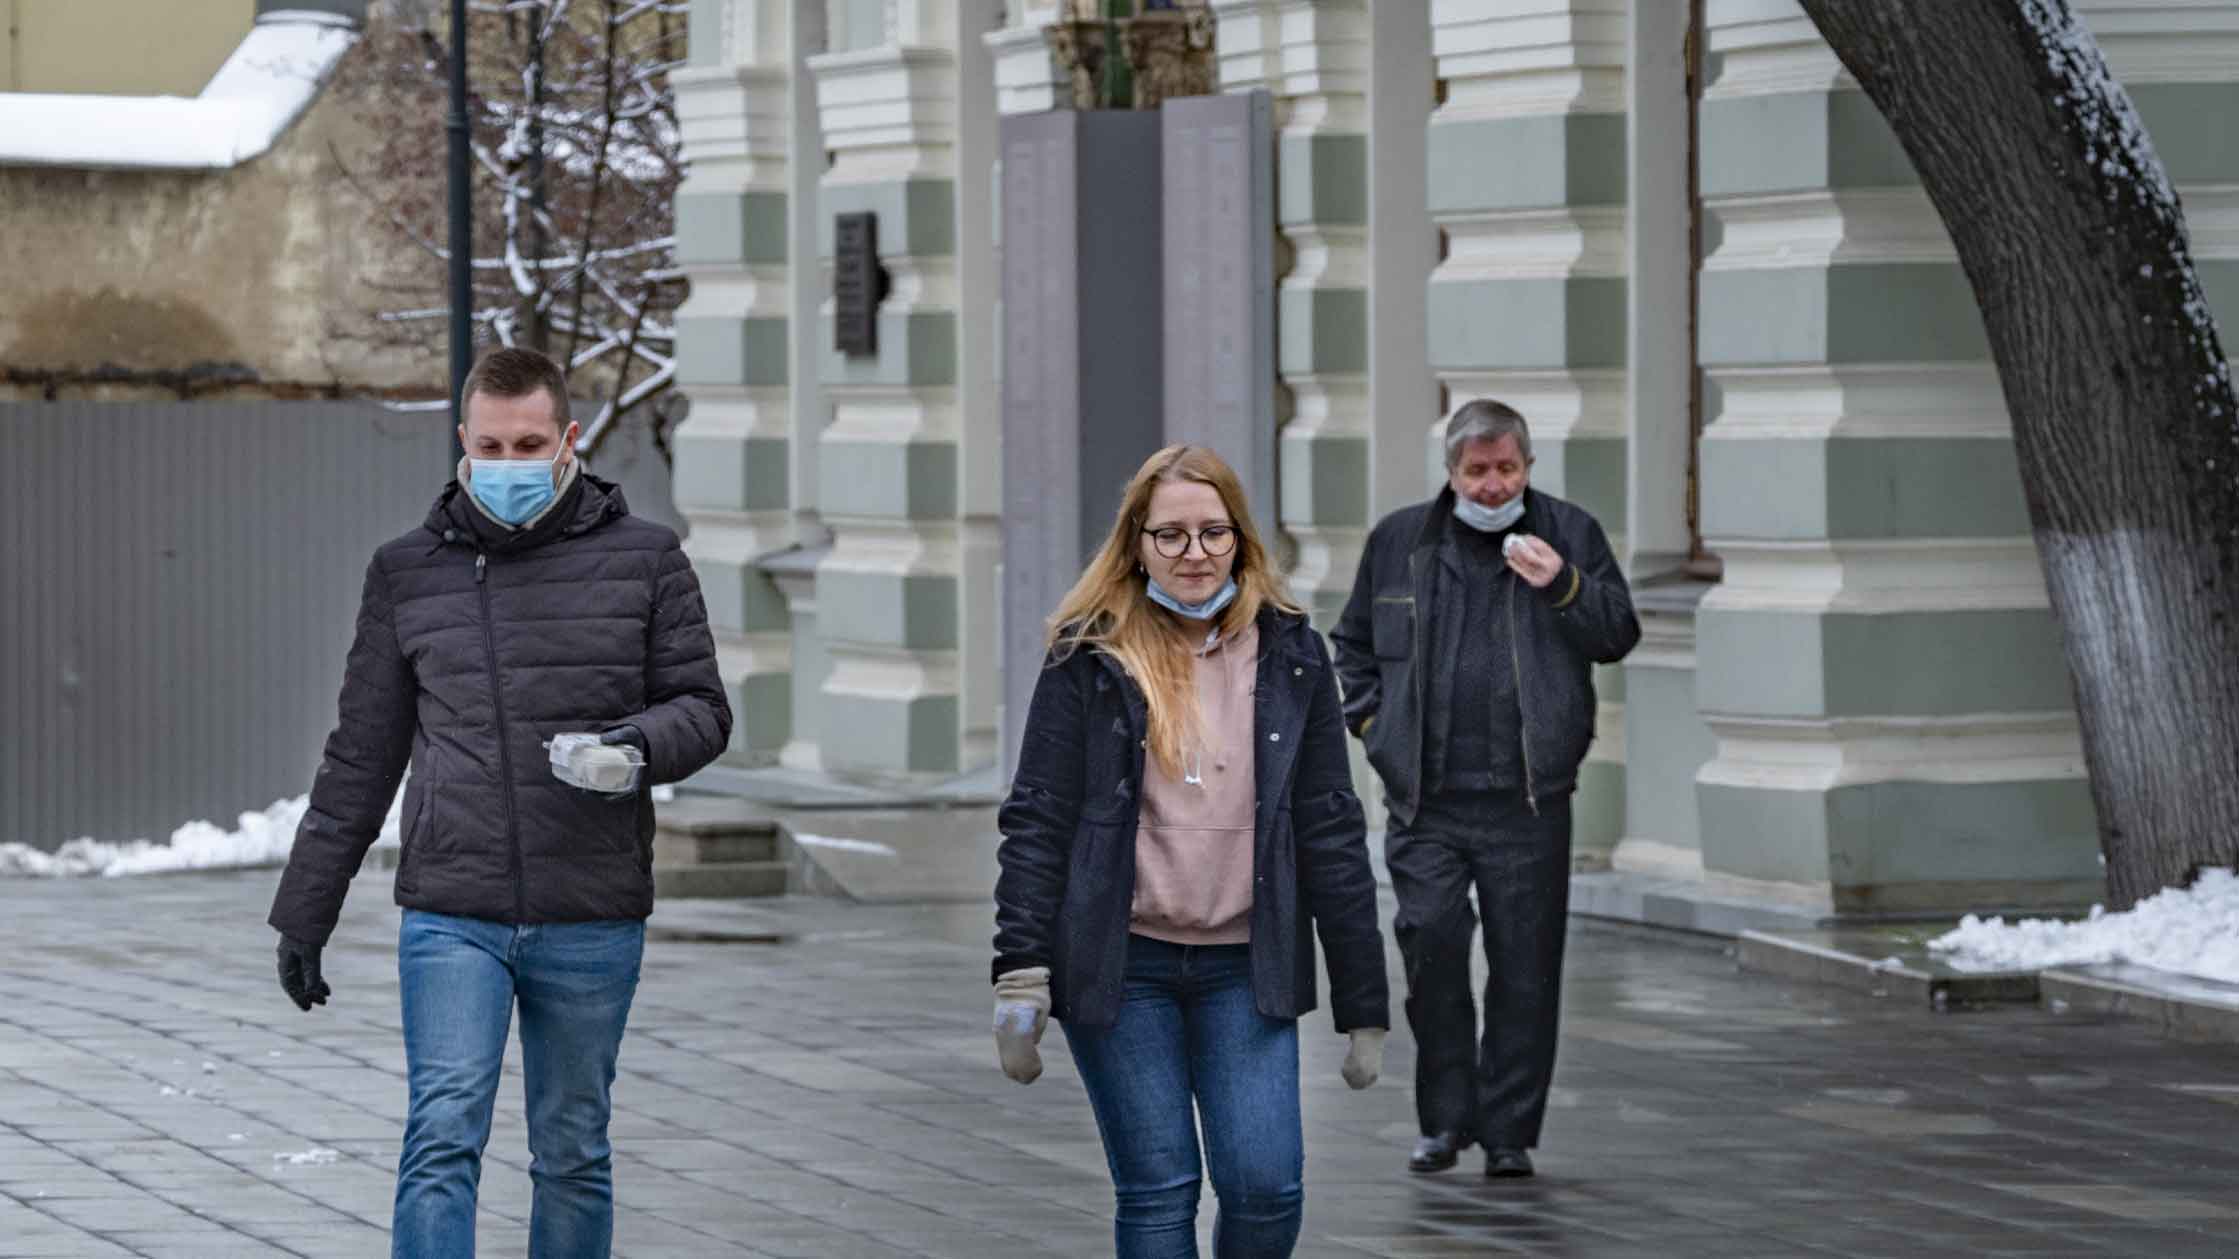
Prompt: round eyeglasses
<box><xmin>1141</xmin><ymin>524</ymin><xmax>1238</xmax><ymax>559</ymax></box>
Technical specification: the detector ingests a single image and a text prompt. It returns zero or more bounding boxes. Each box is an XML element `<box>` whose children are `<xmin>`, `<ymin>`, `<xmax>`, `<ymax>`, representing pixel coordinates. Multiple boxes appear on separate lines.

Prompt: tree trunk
<box><xmin>1796</xmin><ymin>0</ymin><xmax>2239</xmax><ymax>907</ymax></box>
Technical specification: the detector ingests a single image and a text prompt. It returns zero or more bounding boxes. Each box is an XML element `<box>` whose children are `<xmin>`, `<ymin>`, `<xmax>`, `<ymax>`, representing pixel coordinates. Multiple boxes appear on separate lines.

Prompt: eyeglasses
<box><xmin>1141</xmin><ymin>524</ymin><xmax>1238</xmax><ymax>559</ymax></box>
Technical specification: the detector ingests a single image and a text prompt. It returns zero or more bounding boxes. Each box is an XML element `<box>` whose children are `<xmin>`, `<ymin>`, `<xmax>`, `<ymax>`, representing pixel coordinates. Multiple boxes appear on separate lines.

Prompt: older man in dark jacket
<box><xmin>268</xmin><ymin>347</ymin><xmax>732</xmax><ymax>1258</ymax></box>
<box><xmin>1332</xmin><ymin>399</ymin><xmax>1638</xmax><ymax>1180</ymax></box>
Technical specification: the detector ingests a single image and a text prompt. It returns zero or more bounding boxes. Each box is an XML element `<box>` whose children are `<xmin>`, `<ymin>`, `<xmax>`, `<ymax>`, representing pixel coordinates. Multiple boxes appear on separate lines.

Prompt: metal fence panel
<box><xmin>1</xmin><ymin>402</ymin><xmax>454</xmax><ymax>849</ymax></box>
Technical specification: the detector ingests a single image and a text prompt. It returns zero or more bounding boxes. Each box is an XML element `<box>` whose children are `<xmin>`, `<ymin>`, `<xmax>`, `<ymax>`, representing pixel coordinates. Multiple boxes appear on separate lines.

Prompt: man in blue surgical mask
<box><xmin>267</xmin><ymin>346</ymin><xmax>732</xmax><ymax>1258</ymax></box>
<box><xmin>1331</xmin><ymin>399</ymin><xmax>1638</xmax><ymax>1181</ymax></box>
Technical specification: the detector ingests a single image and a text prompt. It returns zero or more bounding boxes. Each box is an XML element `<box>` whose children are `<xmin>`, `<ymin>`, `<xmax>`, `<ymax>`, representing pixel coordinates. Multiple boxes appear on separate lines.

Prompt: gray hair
<box><xmin>1443</xmin><ymin>399</ymin><xmax>1533</xmax><ymax>470</ymax></box>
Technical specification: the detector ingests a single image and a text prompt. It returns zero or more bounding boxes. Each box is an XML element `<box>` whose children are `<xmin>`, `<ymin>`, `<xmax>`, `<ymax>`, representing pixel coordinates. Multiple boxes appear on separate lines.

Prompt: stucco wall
<box><xmin>1</xmin><ymin>0</ymin><xmax>256</xmax><ymax>96</ymax></box>
<box><xmin>0</xmin><ymin>35</ymin><xmax>443</xmax><ymax>400</ymax></box>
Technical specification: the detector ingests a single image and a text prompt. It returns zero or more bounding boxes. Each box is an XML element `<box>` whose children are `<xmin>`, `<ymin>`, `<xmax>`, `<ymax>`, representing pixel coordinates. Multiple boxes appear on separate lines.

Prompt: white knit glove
<box><xmin>992</xmin><ymin>967</ymin><xmax>1051</xmax><ymax>1085</ymax></box>
<box><xmin>1341</xmin><ymin>1028</ymin><xmax>1386</xmax><ymax>1090</ymax></box>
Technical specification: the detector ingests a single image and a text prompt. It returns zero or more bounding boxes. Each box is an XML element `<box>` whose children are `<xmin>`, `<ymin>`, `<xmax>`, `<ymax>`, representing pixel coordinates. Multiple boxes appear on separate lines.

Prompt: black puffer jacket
<box><xmin>269</xmin><ymin>473</ymin><xmax>732</xmax><ymax>945</ymax></box>
<box><xmin>992</xmin><ymin>606</ymin><xmax>1390</xmax><ymax>1033</ymax></box>
<box><xmin>1331</xmin><ymin>487</ymin><xmax>1638</xmax><ymax>827</ymax></box>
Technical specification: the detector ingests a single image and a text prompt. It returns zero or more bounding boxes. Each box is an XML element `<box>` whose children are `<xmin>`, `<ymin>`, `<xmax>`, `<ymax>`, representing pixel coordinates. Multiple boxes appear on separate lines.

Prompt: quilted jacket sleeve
<box><xmin>268</xmin><ymin>555</ymin><xmax>417</xmax><ymax>946</ymax></box>
<box><xmin>632</xmin><ymin>538</ymin><xmax>734</xmax><ymax>784</ymax></box>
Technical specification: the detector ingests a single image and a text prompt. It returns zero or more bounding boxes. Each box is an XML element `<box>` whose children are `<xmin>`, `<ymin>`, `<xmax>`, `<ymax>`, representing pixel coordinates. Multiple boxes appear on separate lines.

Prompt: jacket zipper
<box><xmin>1506</xmin><ymin>575</ymin><xmax>1540</xmax><ymax>816</ymax></box>
<box><xmin>1407</xmin><ymin>551</ymin><xmax>1430</xmax><ymax>813</ymax></box>
<box><xmin>475</xmin><ymin>552</ymin><xmax>527</xmax><ymax>920</ymax></box>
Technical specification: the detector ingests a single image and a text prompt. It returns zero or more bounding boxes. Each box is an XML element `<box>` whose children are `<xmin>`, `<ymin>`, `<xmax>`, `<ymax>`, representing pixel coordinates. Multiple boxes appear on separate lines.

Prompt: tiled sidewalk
<box><xmin>0</xmin><ymin>869</ymin><xmax>2232</xmax><ymax>1257</ymax></box>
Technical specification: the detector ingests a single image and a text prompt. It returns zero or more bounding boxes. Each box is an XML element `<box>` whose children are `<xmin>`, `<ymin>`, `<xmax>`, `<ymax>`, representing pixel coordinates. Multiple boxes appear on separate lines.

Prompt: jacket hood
<box><xmin>424</xmin><ymin>471</ymin><xmax>631</xmax><ymax>554</ymax></box>
<box><xmin>1087</xmin><ymin>601</ymin><xmax>1319</xmax><ymax>696</ymax></box>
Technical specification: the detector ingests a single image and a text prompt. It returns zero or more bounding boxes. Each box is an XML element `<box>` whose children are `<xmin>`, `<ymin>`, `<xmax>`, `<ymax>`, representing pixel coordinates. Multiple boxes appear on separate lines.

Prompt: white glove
<box><xmin>1341</xmin><ymin>1027</ymin><xmax>1386</xmax><ymax>1090</ymax></box>
<box><xmin>992</xmin><ymin>967</ymin><xmax>1051</xmax><ymax>1085</ymax></box>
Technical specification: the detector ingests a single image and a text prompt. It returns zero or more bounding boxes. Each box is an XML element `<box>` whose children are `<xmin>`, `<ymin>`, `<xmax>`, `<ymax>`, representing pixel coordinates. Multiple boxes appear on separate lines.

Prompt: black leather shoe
<box><xmin>1407</xmin><ymin>1131</ymin><xmax>1470</xmax><ymax>1174</ymax></box>
<box><xmin>1485</xmin><ymin>1147</ymin><xmax>1535</xmax><ymax>1179</ymax></box>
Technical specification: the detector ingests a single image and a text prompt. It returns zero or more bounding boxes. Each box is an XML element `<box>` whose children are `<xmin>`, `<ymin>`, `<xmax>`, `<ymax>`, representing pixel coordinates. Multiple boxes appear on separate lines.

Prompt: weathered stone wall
<box><xmin>0</xmin><ymin>33</ymin><xmax>443</xmax><ymax>401</ymax></box>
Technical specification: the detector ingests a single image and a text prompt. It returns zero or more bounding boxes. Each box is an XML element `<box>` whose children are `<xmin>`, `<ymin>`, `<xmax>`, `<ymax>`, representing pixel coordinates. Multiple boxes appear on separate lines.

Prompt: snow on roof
<box><xmin>0</xmin><ymin>10</ymin><xmax>359</xmax><ymax>171</ymax></box>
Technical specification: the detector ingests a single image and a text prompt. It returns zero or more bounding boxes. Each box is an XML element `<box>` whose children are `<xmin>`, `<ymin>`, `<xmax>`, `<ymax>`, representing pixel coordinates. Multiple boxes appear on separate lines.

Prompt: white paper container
<box><xmin>545</xmin><ymin>733</ymin><xmax>646</xmax><ymax>796</ymax></box>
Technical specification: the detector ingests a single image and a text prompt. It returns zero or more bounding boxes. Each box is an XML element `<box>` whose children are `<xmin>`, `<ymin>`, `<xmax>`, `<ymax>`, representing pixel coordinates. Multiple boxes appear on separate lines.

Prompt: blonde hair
<box><xmin>1047</xmin><ymin>445</ymin><xmax>1300</xmax><ymax>778</ymax></box>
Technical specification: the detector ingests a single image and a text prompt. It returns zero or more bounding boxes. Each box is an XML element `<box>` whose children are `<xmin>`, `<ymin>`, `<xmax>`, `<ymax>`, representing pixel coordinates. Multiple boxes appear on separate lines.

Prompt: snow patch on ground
<box><xmin>3</xmin><ymin>782</ymin><xmax>671</xmax><ymax>878</ymax></box>
<box><xmin>789</xmin><ymin>833</ymin><xmax>898</xmax><ymax>858</ymax></box>
<box><xmin>273</xmin><ymin>1148</ymin><xmax>340</xmax><ymax>1167</ymax></box>
<box><xmin>1930</xmin><ymin>868</ymin><xmax>2239</xmax><ymax>986</ymax></box>
<box><xmin>0</xmin><ymin>794</ymin><xmax>400</xmax><ymax>879</ymax></box>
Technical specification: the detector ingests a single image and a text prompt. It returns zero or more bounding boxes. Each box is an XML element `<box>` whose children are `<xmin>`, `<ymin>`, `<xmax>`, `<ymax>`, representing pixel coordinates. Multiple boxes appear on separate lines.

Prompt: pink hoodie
<box><xmin>1130</xmin><ymin>622</ymin><xmax>1259</xmax><ymax>946</ymax></box>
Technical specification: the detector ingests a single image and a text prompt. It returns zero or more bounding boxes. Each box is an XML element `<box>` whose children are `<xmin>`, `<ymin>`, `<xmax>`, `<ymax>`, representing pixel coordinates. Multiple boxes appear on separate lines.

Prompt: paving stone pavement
<box><xmin>0</xmin><ymin>869</ymin><xmax>2233</xmax><ymax>1258</ymax></box>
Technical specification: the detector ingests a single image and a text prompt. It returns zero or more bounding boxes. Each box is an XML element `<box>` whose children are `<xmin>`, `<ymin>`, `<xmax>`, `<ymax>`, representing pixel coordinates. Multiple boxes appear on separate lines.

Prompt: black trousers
<box><xmin>1386</xmin><ymin>790</ymin><xmax>1571</xmax><ymax>1149</ymax></box>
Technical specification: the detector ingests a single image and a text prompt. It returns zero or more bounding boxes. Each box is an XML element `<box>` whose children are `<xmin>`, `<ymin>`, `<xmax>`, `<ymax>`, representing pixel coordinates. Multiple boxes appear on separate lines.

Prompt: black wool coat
<box><xmin>992</xmin><ymin>605</ymin><xmax>1391</xmax><ymax>1033</ymax></box>
<box><xmin>269</xmin><ymin>473</ymin><xmax>733</xmax><ymax>945</ymax></box>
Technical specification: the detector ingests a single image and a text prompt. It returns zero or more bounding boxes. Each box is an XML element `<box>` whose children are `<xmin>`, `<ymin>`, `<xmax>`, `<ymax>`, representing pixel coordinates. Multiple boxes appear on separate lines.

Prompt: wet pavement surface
<box><xmin>0</xmin><ymin>868</ymin><xmax>2233</xmax><ymax>1257</ymax></box>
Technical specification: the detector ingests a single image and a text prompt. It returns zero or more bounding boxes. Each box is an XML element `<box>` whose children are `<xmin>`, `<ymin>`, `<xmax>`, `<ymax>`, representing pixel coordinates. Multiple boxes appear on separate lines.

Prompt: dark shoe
<box><xmin>1485</xmin><ymin>1147</ymin><xmax>1535</xmax><ymax>1179</ymax></box>
<box><xmin>1407</xmin><ymin>1131</ymin><xmax>1470</xmax><ymax>1174</ymax></box>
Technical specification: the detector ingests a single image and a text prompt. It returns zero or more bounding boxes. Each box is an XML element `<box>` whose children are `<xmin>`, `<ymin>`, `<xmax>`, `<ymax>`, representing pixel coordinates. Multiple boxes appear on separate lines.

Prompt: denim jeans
<box><xmin>1064</xmin><ymin>935</ymin><xmax>1304</xmax><ymax>1259</ymax></box>
<box><xmin>393</xmin><ymin>909</ymin><xmax>644</xmax><ymax>1259</ymax></box>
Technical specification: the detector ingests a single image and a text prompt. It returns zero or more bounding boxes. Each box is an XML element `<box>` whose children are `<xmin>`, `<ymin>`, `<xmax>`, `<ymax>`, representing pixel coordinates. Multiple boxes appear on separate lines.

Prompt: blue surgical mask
<box><xmin>1146</xmin><ymin>576</ymin><xmax>1238</xmax><ymax>621</ymax></box>
<box><xmin>1453</xmin><ymin>491</ymin><xmax>1525</xmax><ymax>534</ymax></box>
<box><xmin>469</xmin><ymin>455</ymin><xmax>561</xmax><ymax>526</ymax></box>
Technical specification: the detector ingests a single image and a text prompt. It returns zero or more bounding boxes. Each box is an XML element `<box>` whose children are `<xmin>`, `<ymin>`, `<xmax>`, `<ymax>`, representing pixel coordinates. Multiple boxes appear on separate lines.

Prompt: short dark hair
<box><xmin>1443</xmin><ymin>398</ymin><xmax>1532</xmax><ymax>469</ymax></box>
<box><xmin>461</xmin><ymin>347</ymin><xmax>570</xmax><ymax>429</ymax></box>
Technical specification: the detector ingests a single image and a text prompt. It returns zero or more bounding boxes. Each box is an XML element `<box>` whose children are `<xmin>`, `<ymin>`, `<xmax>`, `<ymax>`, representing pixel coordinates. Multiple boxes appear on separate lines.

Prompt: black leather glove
<box><xmin>277</xmin><ymin>934</ymin><xmax>330</xmax><ymax>1012</ymax></box>
<box><xmin>599</xmin><ymin>724</ymin><xmax>647</xmax><ymax>754</ymax></box>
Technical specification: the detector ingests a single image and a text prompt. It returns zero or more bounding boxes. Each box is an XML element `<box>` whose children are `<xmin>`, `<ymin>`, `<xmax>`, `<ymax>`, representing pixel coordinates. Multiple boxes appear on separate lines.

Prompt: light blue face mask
<box><xmin>469</xmin><ymin>455</ymin><xmax>561</xmax><ymax>526</ymax></box>
<box><xmin>1453</xmin><ymin>491</ymin><xmax>1525</xmax><ymax>534</ymax></box>
<box><xmin>1146</xmin><ymin>576</ymin><xmax>1239</xmax><ymax>621</ymax></box>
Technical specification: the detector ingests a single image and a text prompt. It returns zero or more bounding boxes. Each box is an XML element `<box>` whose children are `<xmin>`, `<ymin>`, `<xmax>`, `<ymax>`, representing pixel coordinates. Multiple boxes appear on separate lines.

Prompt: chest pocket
<box><xmin>1371</xmin><ymin>596</ymin><xmax>1415</xmax><ymax>660</ymax></box>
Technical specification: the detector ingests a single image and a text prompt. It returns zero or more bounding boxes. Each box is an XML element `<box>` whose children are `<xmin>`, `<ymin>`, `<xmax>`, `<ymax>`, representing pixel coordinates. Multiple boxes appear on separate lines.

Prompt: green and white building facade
<box><xmin>671</xmin><ymin>0</ymin><xmax>2239</xmax><ymax>921</ymax></box>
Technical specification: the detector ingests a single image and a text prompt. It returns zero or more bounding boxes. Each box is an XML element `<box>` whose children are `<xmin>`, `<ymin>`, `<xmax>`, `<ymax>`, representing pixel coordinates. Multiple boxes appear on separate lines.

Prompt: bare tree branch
<box><xmin>336</xmin><ymin>0</ymin><xmax>688</xmax><ymax>440</ymax></box>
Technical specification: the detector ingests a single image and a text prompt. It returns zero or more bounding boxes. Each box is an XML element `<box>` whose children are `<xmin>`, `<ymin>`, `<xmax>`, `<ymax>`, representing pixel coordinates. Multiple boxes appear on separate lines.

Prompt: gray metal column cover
<box><xmin>999</xmin><ymin>109</ymin><xmax>1165</xmax><ymax>780</ymax></box>
<box><xmin>1161</xmin><ymin>91</ymin><xmax>1277</xmax><ymax>534</ymax></box>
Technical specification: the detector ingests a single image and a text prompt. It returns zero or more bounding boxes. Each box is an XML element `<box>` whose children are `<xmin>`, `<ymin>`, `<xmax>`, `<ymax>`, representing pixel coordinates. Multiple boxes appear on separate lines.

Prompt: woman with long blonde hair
<box><xmin>990</xmin><ymin>445</ymin><xmax>1389</xmax><ymax>1258</ymax></box>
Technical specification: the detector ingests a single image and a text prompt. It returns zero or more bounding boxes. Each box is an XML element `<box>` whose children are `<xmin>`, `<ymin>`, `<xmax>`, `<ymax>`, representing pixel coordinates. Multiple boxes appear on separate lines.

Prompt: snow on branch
<box><xmin>2019</xmin><ymin>0</ymin><xmax>2223</xmax><ymax>371</ymax></box>
<box><xmin>339</xmin><ymin>0</ymin><xmax>691</xmax><ymax>458</ymax></box>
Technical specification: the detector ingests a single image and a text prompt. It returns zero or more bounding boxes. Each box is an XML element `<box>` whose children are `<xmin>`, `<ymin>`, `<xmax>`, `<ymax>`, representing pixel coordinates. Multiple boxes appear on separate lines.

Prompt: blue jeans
<box><xmin>1064</xmin><ymin>936</ymin><xmax>1304</xmax><ymax>1259</ymax></box>
<box><xmin>393</xmin><ymin>910</ymin><xmax>644</xmax><ymax>1259</ymax></box>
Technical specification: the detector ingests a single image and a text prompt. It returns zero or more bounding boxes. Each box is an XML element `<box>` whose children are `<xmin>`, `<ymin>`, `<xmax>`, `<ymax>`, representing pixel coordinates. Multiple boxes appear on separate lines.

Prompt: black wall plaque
<box><xmin>833</xmin><ymin>212</ymin><xmax>886</xmax><ymax>356</ymax></box>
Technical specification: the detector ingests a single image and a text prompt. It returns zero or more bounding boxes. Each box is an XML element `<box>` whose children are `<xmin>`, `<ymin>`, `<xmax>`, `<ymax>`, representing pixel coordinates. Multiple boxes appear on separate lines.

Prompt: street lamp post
<box><xmin>447</xmin><ymin>0</ymin><xmax>471</xmax><ymax>462</ymax></box>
